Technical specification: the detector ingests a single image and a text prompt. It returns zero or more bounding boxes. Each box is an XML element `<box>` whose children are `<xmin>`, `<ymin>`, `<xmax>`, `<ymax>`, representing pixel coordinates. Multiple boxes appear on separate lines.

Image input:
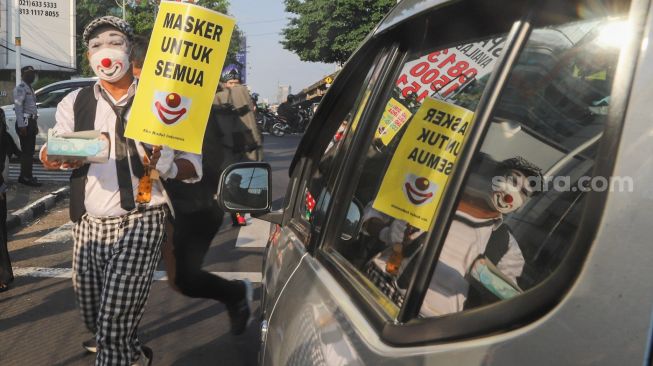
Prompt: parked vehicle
<box><xmin>256</xmin><ymin>105</ymin><xmax>283</xmax><ymax>135</ymax></box>
<box><xmin>271</xmin><ymin>106</ymin><xmax>312</xmax><ymax>136</ymax></box>
<box><xmin>218</xmin><ymin>0</ymin><xmax>652</xmax><ymax>364</ymax></box>
<box><xmin>1</xmin><ymin>78</ymin><xmax>97</xmax><ymax>153</ymax></box>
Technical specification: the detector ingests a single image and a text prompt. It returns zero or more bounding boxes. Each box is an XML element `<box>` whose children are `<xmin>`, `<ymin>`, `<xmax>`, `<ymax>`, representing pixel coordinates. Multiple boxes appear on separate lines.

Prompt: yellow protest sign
<box><xmin>372</xmin><ymin>97</ymin><xmax>475</xmax><ymax>231</ymax></box>
<box><xmin>125</xmin><ymin>1</ymin><xmax>235</xmax><ymax>153</ymax></box>
<box><xmin>374</xmin><ymin>98</ymin><xmax>412</xmax><ymax>146</ymax></box>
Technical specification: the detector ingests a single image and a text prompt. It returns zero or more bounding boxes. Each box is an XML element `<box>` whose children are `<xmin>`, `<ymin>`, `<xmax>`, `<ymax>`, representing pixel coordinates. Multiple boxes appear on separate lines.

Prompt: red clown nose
<box><xmin>101</xmin><ymin>58</ymin><xmax>112</xmax><ymax>68</ymax></box>
<box><xmin>166</xmin><ymin>93</ymin><xmax>181</xmax><ymax>108</ymax></box>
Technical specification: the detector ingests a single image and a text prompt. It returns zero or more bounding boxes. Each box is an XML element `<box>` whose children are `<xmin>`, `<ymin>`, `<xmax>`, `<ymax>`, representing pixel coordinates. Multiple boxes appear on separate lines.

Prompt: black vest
<box><xmin>69</xmin><ymin>87</ymin><xmax>97</xmax><ymax>222</ymax></box>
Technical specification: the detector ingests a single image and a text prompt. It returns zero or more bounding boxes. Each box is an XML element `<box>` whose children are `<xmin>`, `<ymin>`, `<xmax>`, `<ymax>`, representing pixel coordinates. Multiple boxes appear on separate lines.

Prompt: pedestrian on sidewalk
<box><xmin>41</xmin><ymin>16</ymin><xmax>202</xmax><ymax>366</ymax></box>
<box><xmin>0</xmin><ymin>108</ymin><xmax>13</xmax><ymax>293</ymax></box>
<box><xmin>13</xmin><ymin>65</ymin><xmax>42</xmax><ymax>187</ymax></box>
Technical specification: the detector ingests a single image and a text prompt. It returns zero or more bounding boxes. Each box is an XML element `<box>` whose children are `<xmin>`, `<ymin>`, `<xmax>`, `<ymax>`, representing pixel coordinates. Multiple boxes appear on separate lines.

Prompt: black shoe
<box><xmin>228</xmin><ymin>279</ymin><xmax>253</xmax><ymax>335</ymax></box>
<box><xmin>18</xmin><ymin>176</ymin><xmax>42</xmax><ymax>187</ymax></box>
<box><xmin>131</xmin><ymin>346</ymin><xmax>153</xmax><ymax>366</ymax></box>
<box><xmin>82</xmin><ymin>337</ymin><xmax>97</xmax><ymax>353</ymax></box>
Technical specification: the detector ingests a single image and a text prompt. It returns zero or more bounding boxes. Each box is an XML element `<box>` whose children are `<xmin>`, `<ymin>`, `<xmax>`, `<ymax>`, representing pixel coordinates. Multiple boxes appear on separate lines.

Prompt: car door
<box><xmin>261</xmin><ymin>1</ymin><xmax>522</xmax><ymax>363</ymax></box>
<box><xmin>261</xmin><ymin>0</ymin><xmax>647</xmax><ymax>365</ymax></box>
<box><xmin>259</xmin><ymin>41</ymin><xmax>396</xmax><ymax>337</ymax></box>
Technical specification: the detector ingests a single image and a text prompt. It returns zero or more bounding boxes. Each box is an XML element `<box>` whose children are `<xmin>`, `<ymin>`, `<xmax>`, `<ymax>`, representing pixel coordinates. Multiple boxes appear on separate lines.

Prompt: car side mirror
<box><xmin>217</xmin><ymin>162</ymin><xmax>272</xmax><ymax>214</ymax></box>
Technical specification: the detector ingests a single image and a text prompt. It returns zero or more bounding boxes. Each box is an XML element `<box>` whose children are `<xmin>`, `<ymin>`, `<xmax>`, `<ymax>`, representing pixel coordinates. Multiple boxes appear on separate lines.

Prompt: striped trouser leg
<box><xmin>76</xmin><ymin>206</ymin><xmax>167</xmax><ymax>366</ymax></box>
<box><xmin>72</xmin><ymin>215</ymin><xmax>106</xmax><ymax>334</ymax></box>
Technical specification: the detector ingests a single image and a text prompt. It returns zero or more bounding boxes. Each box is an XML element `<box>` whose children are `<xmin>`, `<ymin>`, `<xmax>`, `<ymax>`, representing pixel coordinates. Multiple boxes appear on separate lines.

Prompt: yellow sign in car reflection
<box><xmin>373</xmin><ymin>97</ymin><xmax>475</xmax><ymax>231</ymax></box>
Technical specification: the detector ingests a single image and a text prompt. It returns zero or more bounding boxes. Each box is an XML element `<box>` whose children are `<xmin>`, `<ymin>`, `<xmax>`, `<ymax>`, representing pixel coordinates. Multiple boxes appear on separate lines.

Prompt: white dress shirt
<box><xmin>420</xmin><ymin>210</ymin><xmax>524</xmax><ymax>317</ymax></box>
<box><xmin>48</xmin><ymin>81</ymin><xmax>202</xmax><ymax>217</ymax></box>
<box><xmin>363</xmin><ymin>205</ymin><xmax>525</xmax><ymax>317</ymax></box>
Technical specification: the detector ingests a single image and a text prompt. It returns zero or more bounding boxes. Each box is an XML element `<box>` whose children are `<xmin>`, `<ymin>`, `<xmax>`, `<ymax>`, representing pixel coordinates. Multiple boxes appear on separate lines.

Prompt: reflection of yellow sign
<box><xmin>125</xmin><ymin>1</ymin><xmax>235</xmax><ymax>153</ymax></box>
<box><xmin>350</xmin><ymin>90</ymin><xmax>371</xmax><ymax>132</ymax></box>
<box><xmin>373</xmin><ymin>97</ymin><xmax>475</xmax><ymax>231</ymax></box>
<box><xmin>324</xmin><ymin>76</ymin><xmax>333</xmax><ymax>84</ymax></box>
<box><xmin>374</xmin><ymin>98</ymin><xmax>412</xmax><ymax>146</ymax></box>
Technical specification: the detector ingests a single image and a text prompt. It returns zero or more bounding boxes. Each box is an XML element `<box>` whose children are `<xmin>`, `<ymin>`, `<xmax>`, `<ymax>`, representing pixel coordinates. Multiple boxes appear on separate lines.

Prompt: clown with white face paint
<box><xmin>489</xmin><ymin>168</ymin><xmax>534</xmax><ymax>214</ymax></box>
<box><xmin>87</xmin><ymin>28</ymin><xmax>131</xmax><ymax>83</ymax></box>
<box><xmin>363</xmin><ymin>155</ymin><xmax>542</xmax><ymax>317</ymax></box>
<box><xmin>39</xmin><ymin>16</ymin><xmax>204</xmax><ymax>366</ymax></box>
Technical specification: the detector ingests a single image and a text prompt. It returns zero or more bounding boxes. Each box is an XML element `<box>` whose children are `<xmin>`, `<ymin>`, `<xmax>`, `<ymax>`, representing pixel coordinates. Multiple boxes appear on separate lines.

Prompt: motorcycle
<box><xmin>256</xmin><ymin>107</ymin><xmax>281</xmax><ymax>135</ymax></box>
<box><xmin>272</xmin><ymin>106</ymin><xmax>312</xmax><ymax>136</ymax></box>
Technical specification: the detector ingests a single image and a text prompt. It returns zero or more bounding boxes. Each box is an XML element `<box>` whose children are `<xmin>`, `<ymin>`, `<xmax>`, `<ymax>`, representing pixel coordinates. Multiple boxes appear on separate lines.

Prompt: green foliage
<box><xmin>282</xmin><ymin>0</ymin><xmax>395</xmax><ymax>65</ymax></box>
<box><xmin>75</xmin><ymin>0</ymin><xmax>242</xmax><ymax>75</ymax></box>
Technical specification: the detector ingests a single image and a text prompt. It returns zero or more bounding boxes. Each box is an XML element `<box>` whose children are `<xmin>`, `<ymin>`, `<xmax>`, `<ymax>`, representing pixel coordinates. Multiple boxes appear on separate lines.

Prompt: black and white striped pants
<box><xmin>72</xmin><ymin>205</ymin><xmax>167</xmax><ymax>366</ymax></box>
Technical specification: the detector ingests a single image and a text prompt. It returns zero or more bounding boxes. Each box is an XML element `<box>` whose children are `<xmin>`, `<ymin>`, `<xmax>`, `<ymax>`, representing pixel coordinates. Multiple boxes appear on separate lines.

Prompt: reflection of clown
<box><xmin>152</xmin><ymin>91</ymin><xmax>191</xmax><ymax>126</ymax></box>
<box><xmin>488</xmin><ymin>163</ymin><xmax>536</xmax><ymax>215</ymax></box>
<box><xmin>363</xmin><ymin>155</ymin><xmax>542</xmax><ymax>316</ymax></box>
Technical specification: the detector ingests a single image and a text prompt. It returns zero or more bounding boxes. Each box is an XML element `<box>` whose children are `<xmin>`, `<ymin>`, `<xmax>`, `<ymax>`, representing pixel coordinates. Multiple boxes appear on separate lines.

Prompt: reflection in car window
<box><xmin>421</xmin><ymin>16</ymin><xmax>630</xmax><ymax>316</ymax></box>
<box><xmin>300</xmin><ymin>53</ymin><xmax>389</xmax><ymax>242</ymax></box>
<box><xmin>322</xmin><ymin>34</ymin><xmax>508</xmax><ymax>311</ymax></box>
<box><xmin>324</xmin><ymin>9</ymin><xmax>630</xmax><ymax>318</ymax></box>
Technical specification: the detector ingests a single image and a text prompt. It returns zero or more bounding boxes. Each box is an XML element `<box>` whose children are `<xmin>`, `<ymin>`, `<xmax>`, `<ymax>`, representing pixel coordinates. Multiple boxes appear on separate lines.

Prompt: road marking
<box><xmin>235</xmin><ymin>217</ymin><xmax>270</xmax><ymax>248</ymax></box>
<box><xmin>35</xmin><ymin>221</ymin><xmax>74</xmax><ymax>243</ymax></box>
<box><xmin>13</xmin><ymin>267</ymin><xmax>262</xmax><ymax>283</ymax></box>
<box><xmin>9</xmin><ymin>164</ymin><xmax>70</xmax><ymax>182</ymax></box>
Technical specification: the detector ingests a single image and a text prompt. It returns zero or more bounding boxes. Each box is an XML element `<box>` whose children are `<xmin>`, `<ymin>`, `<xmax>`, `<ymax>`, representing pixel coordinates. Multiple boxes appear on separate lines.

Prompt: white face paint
<box><xmin>87</xmin><ymin>29</ymin><xmax>130</xmax><ymax>83</ymax></box>
<box><xmin>489</xmin><ymin>170</ymin><xmax>532</xmax><ymax>214</ymax></box>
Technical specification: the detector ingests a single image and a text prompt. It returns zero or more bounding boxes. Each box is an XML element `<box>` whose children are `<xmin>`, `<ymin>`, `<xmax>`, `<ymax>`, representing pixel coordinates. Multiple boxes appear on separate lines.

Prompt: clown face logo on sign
<box><xmin>152</xmin><ymin>91</ymin><xmax>191</xmax><ymax>126</ymax></box>
<box><xmin>403</xmin><ymin>174</ymin><xmax>439</xmax><ymax>206</ymax></box>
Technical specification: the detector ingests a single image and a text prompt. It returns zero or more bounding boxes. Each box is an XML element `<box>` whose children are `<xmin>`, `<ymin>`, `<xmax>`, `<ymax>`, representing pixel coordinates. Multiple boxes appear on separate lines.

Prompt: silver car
<box><xmin>1</xmin><ymin>77</ymin><xmax>97</xmax><ymax>152</ymax></box>
<box><xmin>218</xmin><ymin>0</ymin><xmax>653</xmax><ymax>364</ymax></box>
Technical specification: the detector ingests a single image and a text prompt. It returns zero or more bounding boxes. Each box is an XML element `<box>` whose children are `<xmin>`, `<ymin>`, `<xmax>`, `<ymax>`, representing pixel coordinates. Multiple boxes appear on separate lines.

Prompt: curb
<box><xmin>7</xmin><ymin>186</ymin><xmax>70</xmax><ymax>231</ymax></box>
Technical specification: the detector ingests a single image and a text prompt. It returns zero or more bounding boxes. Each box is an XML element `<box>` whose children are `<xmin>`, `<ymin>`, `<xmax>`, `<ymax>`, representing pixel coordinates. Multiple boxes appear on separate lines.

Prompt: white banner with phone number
<box><xmin>396</xmin><ymin>36</ymin><xmax>506</xmax><ymax>103</ymax></box>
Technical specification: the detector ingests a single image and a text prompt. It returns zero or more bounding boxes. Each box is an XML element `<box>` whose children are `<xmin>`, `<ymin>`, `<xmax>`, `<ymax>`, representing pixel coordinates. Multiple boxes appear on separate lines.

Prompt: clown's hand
<box><xmin>379</xmin><ymin>219</ymin><xmax>409</xmax><ymax>246</ymax></box>
<box><xmin>156</xmin><ymin>147</ymin><xmax>178</xmax><ymax>180</ymax></box>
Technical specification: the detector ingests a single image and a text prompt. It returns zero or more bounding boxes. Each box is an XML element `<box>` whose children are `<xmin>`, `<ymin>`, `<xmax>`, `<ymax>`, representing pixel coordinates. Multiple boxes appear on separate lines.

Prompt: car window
<box><xmin>321</xmin><ymin>6</ymin><xmax>631</xmax><ymax>318</ymax></box>
<box><xmin>299</xmin><ymin>51</ymin><xmax>391</xmax><ymax>243</ymax></box>
<box><xmin>37</xmin><ymin>86</ymin><xmax>78</xmax><ymax>108</ymax></box>
<box><xmin>321</xmin><ymin>33</ymin><xmax>508</xmax><ymax>310</ymax></box>
<box><xmin>416</xmin><ymin>14</ymin><xmax>630</xmax><ymax>318</ymax></box>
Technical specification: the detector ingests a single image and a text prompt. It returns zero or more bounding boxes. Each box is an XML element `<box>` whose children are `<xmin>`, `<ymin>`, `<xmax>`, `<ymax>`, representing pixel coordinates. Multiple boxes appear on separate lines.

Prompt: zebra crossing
<box><xmin>13</xmin><ymin>216</ymin><xmax>268</xmax><ymax>281</ymax></box>
<box><xmin>8</xmin><ymin>163</ymin><xmax>70</xmax><ymax>182</ymax></box>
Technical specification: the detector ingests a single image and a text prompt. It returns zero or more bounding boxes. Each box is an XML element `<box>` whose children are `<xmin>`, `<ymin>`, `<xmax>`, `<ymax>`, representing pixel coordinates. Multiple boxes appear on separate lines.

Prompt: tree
<box><xmin>76</xmin><ymin>0</ymin><xmax>242</xmax><ymax>75</ymax></box>
<box><xmin>282</xmin><ymin>0</ymin><xmax>395</xmax><ymax>65</ymax></box>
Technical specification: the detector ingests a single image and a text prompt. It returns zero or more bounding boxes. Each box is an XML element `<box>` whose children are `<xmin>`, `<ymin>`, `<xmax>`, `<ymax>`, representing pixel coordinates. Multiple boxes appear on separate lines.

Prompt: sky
<box><xmin>228</xmin><ymin>1</ymin><xmax>336</xmax><ymax>103</ymax></box>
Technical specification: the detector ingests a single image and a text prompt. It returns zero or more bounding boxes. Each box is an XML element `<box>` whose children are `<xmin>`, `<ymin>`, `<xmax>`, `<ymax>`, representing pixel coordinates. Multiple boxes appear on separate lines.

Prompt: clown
<box><xmin>40</xmin><ymin>16</ymin><xmax>205</xmax><ymax>366</ymax></box>
<box><xmin>363</xmin><ymin>155</ymin><xmax>542</xmax><ymax>316</ymax></box>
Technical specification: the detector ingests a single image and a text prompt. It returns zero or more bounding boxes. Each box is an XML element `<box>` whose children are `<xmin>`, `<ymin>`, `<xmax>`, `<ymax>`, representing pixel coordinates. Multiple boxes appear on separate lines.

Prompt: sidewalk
<box><xmin>5</xmin><ymin>180</ymin><xmax>69</xmax><ymax>231</ymax></box>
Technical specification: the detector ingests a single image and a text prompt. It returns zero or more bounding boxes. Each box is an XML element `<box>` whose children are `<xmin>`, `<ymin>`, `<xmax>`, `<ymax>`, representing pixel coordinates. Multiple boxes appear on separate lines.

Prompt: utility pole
<box><xmin>14</xmin><ymin>0</ymin><xmax>22</xmax><ymax>87</ymax></box>
<box><xmin>122</xmin><ymin>0</ymin><xmax>126</xmax><ymax>19</ymax></box>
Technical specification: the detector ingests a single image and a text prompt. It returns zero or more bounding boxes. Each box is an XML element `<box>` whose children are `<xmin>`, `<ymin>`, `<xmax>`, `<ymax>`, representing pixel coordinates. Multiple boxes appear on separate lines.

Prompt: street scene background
<box><xmin>0</xmin><ymin>135</ymin><xmax>300</xmax><ymax>365</ymax></box>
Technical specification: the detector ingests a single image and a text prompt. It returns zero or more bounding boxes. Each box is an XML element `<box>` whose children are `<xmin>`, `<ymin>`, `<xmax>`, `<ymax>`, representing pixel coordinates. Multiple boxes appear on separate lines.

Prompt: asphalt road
<box><xmin>0</xmin><ymin>134</ymin><xmax>302</xmax><ymax>366</ymax></box>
